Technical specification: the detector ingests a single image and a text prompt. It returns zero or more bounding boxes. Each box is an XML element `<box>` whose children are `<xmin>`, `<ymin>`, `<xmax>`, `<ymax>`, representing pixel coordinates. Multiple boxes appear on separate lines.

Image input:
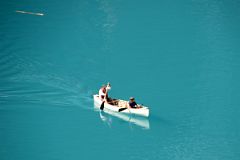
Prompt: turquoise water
<box><xmin>1</xmin><ymin>0</ymin><xmax>240</xmax><ymax>159</ymax></box>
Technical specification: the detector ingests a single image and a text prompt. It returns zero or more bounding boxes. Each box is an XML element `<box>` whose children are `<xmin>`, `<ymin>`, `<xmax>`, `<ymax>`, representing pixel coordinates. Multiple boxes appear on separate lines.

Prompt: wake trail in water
<box><xmin>0</xmin><ymin>50</ymin><xmax>94</xmax><ymax>111</ymax></box>
<box><xmin>0</xmin><ymin>80</ymin><xmax>94</xmax><ymax>111</ymax></box>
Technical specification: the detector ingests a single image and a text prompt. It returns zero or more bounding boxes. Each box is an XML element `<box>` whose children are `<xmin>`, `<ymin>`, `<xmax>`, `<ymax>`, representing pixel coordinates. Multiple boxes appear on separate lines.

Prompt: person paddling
<box><xmin>99</xmin><ymin>83</ymin><xmax>111</xmax><ymax>102</ymax></box>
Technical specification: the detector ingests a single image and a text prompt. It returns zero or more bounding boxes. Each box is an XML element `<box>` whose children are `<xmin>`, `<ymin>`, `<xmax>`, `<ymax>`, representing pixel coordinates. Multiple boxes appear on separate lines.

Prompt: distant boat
<box><xmin>16</xmin><ymin>10</ymin><xmax>44</xmax><ymax>16</ymax></box>
<box><xmin>93</xmin><ymin>94</ymin><xmax>150</xmax><ymax>117</ymax></box>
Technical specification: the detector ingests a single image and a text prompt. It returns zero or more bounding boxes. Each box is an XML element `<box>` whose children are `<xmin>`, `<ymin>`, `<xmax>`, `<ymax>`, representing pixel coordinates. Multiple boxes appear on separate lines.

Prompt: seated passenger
<box><xmin>129</xmin><ymin>97</ymin><xmax>140</xmax><ymax>108</ymax></box>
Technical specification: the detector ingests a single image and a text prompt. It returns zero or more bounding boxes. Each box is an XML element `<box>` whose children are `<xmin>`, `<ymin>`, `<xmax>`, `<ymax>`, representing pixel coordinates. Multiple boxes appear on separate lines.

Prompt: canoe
<box><xmin>93</xmin><ymin>94</ymin><xmax>150</xmax><ymax>117</ymax></box>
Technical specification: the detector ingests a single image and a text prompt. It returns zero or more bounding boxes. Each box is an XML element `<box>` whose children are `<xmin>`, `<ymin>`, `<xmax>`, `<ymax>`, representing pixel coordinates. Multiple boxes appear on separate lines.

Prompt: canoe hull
<box><xmin>94</xmin><ymin>103</ymin><xmax>150</xmax><ymax>129</ymax></box>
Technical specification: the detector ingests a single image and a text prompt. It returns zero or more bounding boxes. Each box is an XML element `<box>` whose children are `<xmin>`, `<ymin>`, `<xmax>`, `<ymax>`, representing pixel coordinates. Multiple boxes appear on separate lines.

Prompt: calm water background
<box><xmin>1</xmin><ymin>0</ymin><xmax>240</xmax><ymax>160</ymax></box>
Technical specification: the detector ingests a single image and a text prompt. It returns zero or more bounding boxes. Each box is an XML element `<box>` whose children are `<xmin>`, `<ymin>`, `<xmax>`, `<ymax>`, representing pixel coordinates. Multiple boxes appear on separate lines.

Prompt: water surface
<box><xmin>1</xmin><ymin>0</ymin><xmax>240</xmax><ymax>160</ymax></box>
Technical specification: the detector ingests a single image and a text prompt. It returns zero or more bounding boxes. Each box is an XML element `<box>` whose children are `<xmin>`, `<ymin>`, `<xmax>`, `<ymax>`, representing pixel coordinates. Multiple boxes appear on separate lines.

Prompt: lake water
<box><xmin>1</xmin><ymin>0</ymin><xmax>240</xmax><ymax>160</ymax></box>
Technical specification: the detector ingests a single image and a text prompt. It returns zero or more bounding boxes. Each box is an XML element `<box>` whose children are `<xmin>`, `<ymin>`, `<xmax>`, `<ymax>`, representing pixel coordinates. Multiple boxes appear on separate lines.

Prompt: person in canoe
<box><xmin>99</xmin><ymin>83</ymin><xmax>111</xmax><ymax>102</ymax></box>
<box><xmin>129</xmin><ymin>97</ymin><xmax>141</xmax><ymax>108</ymax></box>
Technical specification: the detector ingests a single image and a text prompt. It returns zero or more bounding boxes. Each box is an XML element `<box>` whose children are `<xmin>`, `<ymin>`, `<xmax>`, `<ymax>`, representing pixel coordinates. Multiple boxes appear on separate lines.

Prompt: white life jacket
<box><xmin>99</xmin><ymin>84</ymin><xmax>111</xmax><ymax>100</ymax></box>
<box><xmin>99</xmin><ymin>88</ymin><xmax>105</xmax><ymax>98</ymax></box>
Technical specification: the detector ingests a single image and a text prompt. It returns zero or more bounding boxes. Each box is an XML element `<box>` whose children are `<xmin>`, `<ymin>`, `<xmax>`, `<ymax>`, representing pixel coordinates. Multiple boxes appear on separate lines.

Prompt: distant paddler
<box><xmin>16</xmin><ymin>10</ymin><xmax>44</xmax><ymax>16</ymax></box>
<box><xmin>99</xmin><ymin>83</ymin><xmax>111</xmax><ymax>110</ymax></box>
<box><xmin>99</xmin><ymin>82</ymin><xmax>111</xmax><ymax>102</ymax></box>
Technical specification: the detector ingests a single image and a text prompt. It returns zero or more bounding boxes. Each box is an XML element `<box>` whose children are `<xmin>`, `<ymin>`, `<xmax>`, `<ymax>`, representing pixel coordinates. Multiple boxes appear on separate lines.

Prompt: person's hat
<box><xmin>130</xmin><ymin>97</ymin><xmax>135</xmax><ymax>100</ymax></box>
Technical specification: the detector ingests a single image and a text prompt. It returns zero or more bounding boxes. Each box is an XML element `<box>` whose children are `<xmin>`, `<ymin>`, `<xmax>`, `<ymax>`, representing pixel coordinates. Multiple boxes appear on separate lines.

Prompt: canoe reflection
<box><xmin>94</xmin><ymin>103</ymin><xmax>150</xmax><ymax>129</ymax></box>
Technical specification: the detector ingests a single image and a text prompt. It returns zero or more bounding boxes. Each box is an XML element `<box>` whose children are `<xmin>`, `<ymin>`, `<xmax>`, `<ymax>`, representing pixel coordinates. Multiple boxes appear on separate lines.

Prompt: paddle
<box><xmin>118</xmin><ymin>107</ymin><xmax>127</xmax><ymax>112</ymax></box>
<box><xmin>100</xmin><ymin>91</ymin><xmax>108</xmax><ymax>110</ymax></box>
<box><xmin>100</xmin><ymin>101</ymin><xmax>105</xmax><ymax>110</ymax></box>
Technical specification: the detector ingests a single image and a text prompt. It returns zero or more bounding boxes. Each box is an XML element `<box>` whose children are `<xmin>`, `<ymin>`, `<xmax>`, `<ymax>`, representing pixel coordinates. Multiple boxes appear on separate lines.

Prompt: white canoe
<box><xmin>93</xmin><ymin>94</ymin><xmax>150</xmax><ymax>117</ymax></box>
